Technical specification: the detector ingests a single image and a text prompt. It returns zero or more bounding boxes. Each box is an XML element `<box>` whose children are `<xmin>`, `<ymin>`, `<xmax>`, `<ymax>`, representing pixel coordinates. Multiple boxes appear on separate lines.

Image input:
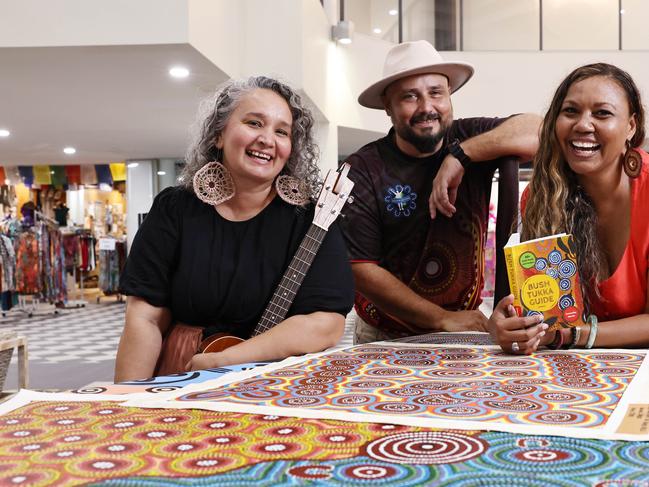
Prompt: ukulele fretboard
<box><xmin>254</xmin><ymin>223</ymin><xmax>327</xmax><ymax>335</ymax></box>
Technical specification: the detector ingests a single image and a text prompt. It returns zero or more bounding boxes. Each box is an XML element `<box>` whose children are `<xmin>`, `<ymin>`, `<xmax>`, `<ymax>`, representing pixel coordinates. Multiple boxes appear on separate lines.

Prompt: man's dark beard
<box><xmin>397</xmin><ymin>112</ymin><xmax>448</xmax><ymax>154</ymax></box>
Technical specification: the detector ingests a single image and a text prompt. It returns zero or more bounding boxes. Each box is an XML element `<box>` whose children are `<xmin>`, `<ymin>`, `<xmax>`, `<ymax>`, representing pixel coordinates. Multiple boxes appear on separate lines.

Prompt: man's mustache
<box><xmin>410</xmin><ymin>112</ymin><xmax>441</xmax><ymax>125</ymax></box>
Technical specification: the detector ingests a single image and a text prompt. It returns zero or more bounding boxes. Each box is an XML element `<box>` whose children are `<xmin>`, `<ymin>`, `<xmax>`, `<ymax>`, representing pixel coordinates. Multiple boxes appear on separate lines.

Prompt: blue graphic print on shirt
<box><xmin>384</xmin><ymin>184</ymin><xmax>417</xmax><ymax>217</ymax></box>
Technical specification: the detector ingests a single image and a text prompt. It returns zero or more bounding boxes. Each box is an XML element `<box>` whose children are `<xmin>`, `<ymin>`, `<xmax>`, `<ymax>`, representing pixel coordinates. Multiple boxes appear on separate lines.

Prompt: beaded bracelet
<box><xmin>585</xmin><ymin>314</ymin><xmax>599</xmax><ymax>349</ymax></box>
<box><xmin>569</xmin><ymin>326</ymin><xmax>581</xmax><ymax>349</ymax></box>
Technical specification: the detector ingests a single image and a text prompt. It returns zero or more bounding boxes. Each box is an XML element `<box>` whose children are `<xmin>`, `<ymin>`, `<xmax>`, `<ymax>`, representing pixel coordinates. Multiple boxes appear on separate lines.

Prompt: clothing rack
<box><xmin>35</xmin><ymin>210</ymin><xmax>58</xmax><ymax>227</ymax></box>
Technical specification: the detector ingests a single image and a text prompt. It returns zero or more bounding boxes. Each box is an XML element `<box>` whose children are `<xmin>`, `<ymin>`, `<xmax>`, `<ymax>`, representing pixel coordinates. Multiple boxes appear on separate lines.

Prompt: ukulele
<box><xmin>198</xmin><ymin>162</ymin><xmax>354</xmax><ymax>354</ymax></box>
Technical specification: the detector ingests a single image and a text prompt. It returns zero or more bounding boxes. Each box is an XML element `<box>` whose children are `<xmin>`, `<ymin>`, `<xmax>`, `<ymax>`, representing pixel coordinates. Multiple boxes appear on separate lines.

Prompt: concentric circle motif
<box><xmin>534</xmin><ymin>258</ymin><xmax>548</xmax><ymax>271</ymax></box>
<box><xmin>357</xmin><ymin>353</ymin><xmax>391</xmax><ymax>360</ymax></box>
<box><xmin>312</xmin><ymin>370</ymin><xmax>353</xmax><ymax>378</ymax></box>
<box><xmin>393</xmin><ymin>359</ymin><xmax>436</xmax><ymax>367</ymax></box>
<box><xmin>483</xmin><ymin>398</ymin><xmax>542</xmax><ymax>412</ymax></box>
<box><xmin>425</xmin><ymin>369</ymin><xmax>481</xmax><ymax>378</ymax></box>
<box><xmin>514</xmin><ymin>449</ymin><xmax>571</xmax><ymax>462</ymax></box>
<box><xmin>347</xmin><ymin>380</ymin><xmax>392</xmax><ymax>389</ymax></box>
<box><xmin>459</xmin><ymin>390</ymin><xmax>500</xmax><ymax>399</ymax></box>
<box><xmin>559</xmin><ymin>278</ymin><xmax>571</xmax><ymax>291</ymax></box>
<box><xmin>331</xmin><ymin>394</ymin><xmax>376</xmax><ymax>407</ymax></box>
<box><xmin>384</xmin><ymin>387</ymin><xmax>423</xmax><ymax>398</ymax></box>
<box><xmin>437</xmin><ymin>406</ymin><xmax>484</xmax><ymax>416</ymax></box>
<box><xmin>366</xmin><ymin>368</ymin><xmax>409</xmax><ymax>377</ymax></box>
<box><xmin>292</xmin><ymin>386</ymin><xmax>331</xmax><ymax>397</ymax></box>
<box><xmin>277</xmin><ymin>396</ymin><xmax>326</xmax><ymax>407</ymax></box>
<box><xmin>0</xmin><ymin>471</ymin><xmax>59</xmax><ymax>486</ymax></box>
<box><xmin>558</xmin><ymin>260</ymin><xmax>577</xmax><ymax>278</ymax></box>
<box><xmin>598</xmin><ymin>367</ymin><xmax>634</xmax><ymax>375</ymax></box>
<box><xmin>296</xmin><ymin>377</ymin><xmax>338</xmax><ymax>386</ymax></box>
<box><xmin>329</xmin><ymin>359</ymin><xmax>365</xmax><ymax>366</ymax></box>
<box><xmin>248</xmin><ymin>441</ymin><xmax>304</xmax><ymax>458</ymax></box>
<box><xmin>537</xmin><ymin>392</ymin><xmax>580</xmax><ymax>402</ymax></box>
<box><xmin>414</xmin><ymin>394</ymin><xmax>465</xmax><ymax>406</ymax></box>
<box><xmin>272</xmin><ymin>369</ymin><xmax>305</xmax><ymax>377</ymax></box>
<box><xmin>71</xmin><ymin>386</ymin><xmax>107</xmax><ymax>394</ymax></box>
<box><xmin>288</xmin><ymin>465</ymin><xmax>333</xmax><ymax>480</ymax></box>
<box><xmin>500</xmin><ymin>385</ymin><xmax>538</xmax><ymax>395</ymax></box>
<box><xmin>527</xmin><ymin>411</ymin><xmax>586</xmax><ymax>425</ymax></box>
<box><xmin>546</xmin><ymin>268</ymin><xmax>559</xmax><ymax>278</ymax></box>
<box><xmin>95</xmin><ymin>442</ymin><xmax>144</xmax><ymax>456</ymax></box>
<box><xmin>363</xmin><ymin>431</ymin><xmax>487</xmax><ymax>465</ymax></box>
<box><xmin>491</xmin><ymin>360</ymin><xmax>533</xmax><ymax>368</ymax></box>
<box><xmin>559</xmin><ymin>295</ymin><xmax>575</xmax><ymax>310</ymax></box>
<box><xmin>441</xmin><ymin>362</ymin><xmax>480</xmax><ymax>369</ymax></box>
<box><xmin>395</xmin><ymin>349</ymin><xmax>432</xmax><ymax>356</ymax></box>
<box><xmin>548</xmin><ymin>250</ymin><xmax>562</xmax><ymax>265</ymax></box>
<box><xmin>146</xmin><ymin>386</ymin><xmax>180</xmax><ymax>393</ymax></box>
<box><xmin>342</xmin><ymin>464</ymin><xmax>399</xmax><ymax>479</ymax></box>
<box><xmin>368</xmin><ymin>402</ymin><xmax>426</xmax><ymax>414</ymax></box>
<box><xmin>410</xmin><ymin>381</ymin><xmax>454</xmax><ymax>391</ymax></box>
<box><xmin>69</xmin><ymin>456</ymin><xmax>147</xmax><ymax>478</ymax></box>
<box><xmin>315</xmin><ymin>431</ymin><xmax>364</xmax><ymax>447</ymax></box>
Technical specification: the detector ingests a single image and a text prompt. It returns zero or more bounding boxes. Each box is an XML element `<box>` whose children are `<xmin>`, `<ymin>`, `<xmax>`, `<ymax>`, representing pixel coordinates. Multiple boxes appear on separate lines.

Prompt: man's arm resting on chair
<box><xmin>430</xmin><ymin>113</ymin><xmax>542</xmax><ymax>218</ymax></box>
<box><xmin>352</xmin><ymin>262</ymin><xmax>488</xmax><ymax>333</ymax></box>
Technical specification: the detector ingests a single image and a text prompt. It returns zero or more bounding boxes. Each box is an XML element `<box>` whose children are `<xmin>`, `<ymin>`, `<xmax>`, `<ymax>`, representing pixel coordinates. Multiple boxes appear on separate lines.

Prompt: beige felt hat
<box><xmin>358</xmin><ymin>40</ymin><xmax>474</xmax><ymax>109</ymax></box>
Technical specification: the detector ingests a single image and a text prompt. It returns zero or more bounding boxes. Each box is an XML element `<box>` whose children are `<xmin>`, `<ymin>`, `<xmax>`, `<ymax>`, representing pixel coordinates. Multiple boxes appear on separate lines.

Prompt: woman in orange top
<box><xmin>489</xmin><ymin>63</ymin><xmax>649</xmax><ymax>353</ymax></box>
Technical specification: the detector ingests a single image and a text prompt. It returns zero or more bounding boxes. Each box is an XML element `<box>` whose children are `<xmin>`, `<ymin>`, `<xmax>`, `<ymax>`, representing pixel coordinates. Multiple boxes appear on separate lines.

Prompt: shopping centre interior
<box><xmin>1</xmin><ymin>0</ymin><xmax>648</xmax><ymax>392</ymax></box>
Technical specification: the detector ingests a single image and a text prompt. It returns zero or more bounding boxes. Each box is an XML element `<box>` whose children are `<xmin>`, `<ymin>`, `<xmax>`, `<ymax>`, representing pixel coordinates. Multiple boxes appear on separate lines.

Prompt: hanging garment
<box><xmin>0</xmin><ymin>234</ymin><xmax>16</xmax><ymax>291</ymax></box>
<box><xmin>15</xmin><ymin>231</ymin><xmax>40</xmax><ymax>294</ymax></box>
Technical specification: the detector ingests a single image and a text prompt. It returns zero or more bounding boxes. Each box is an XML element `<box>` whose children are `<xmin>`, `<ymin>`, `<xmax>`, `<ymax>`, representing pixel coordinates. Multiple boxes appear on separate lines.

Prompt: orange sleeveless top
<box><xmin>521</xmin><ymin>149</ymin><xmax>649</xmax><ymax>320</ymax></box>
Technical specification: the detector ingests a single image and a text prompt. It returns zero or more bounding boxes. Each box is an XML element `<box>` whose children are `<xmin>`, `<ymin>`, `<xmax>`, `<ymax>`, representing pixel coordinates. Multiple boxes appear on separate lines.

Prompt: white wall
<box><xmin>0</xmin><ymin>0</ymin><xmax>189</xmax><ymax>47</ymax></box>
<box><xmin>543</xmin><ymin>0</ymin><xmax>618</xmax><ymax>50</ymax></box>
<box><xmin>446</xmin><ymin>51</ymin><xmax>649</xmax><ymax>131</ymax></box>
<box><xmin>622</xmin><ymin>0</ymin><xmax>649</xmax><ymax>50</ymax></box>
<box><xmin>463</xmin><ymin>0</ymin><xmax>539</xmax><ymax>51</ymax></box>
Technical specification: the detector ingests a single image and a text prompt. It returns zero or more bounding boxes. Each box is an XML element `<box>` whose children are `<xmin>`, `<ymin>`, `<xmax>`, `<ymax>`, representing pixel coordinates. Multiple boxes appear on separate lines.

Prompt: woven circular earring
<box><xmin>275</xmin><ymin>175</ymin><xmax>310</xmax><ymax>206</ymax></box>
<box><xmin>623</xmin><ymin>143</ymin><xmax>642</xmax><ymax>179</ymax></box>
<box><xmin>193</xmin><ymin>161</ymin><xmax>235</xmax><ymax>206</ymax></box>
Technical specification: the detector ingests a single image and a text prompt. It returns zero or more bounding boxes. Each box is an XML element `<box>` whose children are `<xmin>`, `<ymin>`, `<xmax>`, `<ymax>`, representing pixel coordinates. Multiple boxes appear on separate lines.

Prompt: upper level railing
<box><xmin>342</xmin><ymin>0</ymin><xmax>647</xmax><ymax>51</ymax></box>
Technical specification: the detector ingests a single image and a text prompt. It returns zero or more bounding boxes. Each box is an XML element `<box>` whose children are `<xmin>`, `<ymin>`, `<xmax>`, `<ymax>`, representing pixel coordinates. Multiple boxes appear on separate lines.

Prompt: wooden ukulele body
<box><xmin>199</xmin><ymin>333</ymin><xmax>245</xmax><ymax>353</ymax></box>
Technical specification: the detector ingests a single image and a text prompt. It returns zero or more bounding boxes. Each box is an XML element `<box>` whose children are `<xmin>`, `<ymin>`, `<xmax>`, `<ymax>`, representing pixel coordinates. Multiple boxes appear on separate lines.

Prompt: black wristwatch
<box><xmin>447</xmin><ymin>138</ymin><xmax>472</xmax><ymax>169</ymax></box>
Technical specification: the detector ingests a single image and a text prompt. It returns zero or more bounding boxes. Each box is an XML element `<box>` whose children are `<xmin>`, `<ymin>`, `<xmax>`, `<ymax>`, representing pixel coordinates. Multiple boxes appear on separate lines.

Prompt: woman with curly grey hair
<box><xmin>115</xmin><ymin>76</ymin><xmax>354</xmax><ymax>381</ymax></box>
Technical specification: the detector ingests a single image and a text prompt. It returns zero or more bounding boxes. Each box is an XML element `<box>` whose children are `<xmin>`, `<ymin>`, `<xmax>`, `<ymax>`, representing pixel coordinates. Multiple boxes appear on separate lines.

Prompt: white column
<box><xmin>125</xmin><ymin>160</ymin><xmax>155</xmax><ymax>250</ymax></box>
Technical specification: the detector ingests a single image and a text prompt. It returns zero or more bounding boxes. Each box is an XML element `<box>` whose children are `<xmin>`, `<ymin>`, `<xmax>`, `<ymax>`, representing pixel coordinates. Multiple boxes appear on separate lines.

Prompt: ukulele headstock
<box><xmin>313</xmin><ymin>162</ymin><xmax>354</xmax><ymax>230</ymax></box>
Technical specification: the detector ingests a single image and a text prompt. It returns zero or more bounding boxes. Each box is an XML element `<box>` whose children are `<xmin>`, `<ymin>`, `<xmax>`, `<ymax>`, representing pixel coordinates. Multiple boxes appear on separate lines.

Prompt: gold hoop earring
<box><xmin>275</xmin><ymin>175</ymin><xmax>310</xmax><ymax>206</ymax></box>
<box><xmin>623</xmin><ymin>143</ymin><xmax>642</xmax><ymax>179</ymax></box>
<box><xmin>193</xmin><ymin>161</ymin><xmax>235</xmax><ymax>206</ymax></box>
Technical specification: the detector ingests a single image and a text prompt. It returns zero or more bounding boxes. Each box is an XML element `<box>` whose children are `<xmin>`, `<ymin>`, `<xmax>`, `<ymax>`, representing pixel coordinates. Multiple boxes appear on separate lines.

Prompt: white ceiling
<box><xmin>0</xmin><ymin>44</ymin><xmax>228</xmax><ymax>166</ymax></box>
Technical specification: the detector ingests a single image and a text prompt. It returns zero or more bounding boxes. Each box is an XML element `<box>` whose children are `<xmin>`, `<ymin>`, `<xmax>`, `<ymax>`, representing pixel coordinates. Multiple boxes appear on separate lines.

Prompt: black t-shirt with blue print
<box><xmin>341</xmin><ymin>117</ymin><xmax>504</xmax><ymax>333</ymax></box>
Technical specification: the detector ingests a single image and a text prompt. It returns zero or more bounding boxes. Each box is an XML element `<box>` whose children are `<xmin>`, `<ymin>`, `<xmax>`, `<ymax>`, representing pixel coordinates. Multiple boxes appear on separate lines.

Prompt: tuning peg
<box><xmin>347</xmin><ymin>196</ymin><xmax>354</xmax><ymax>204</ymax></box>
<box><xmin>339</xmin><ymin>213</ymin><xmax>346</xmax><ymax>219</ymax></box>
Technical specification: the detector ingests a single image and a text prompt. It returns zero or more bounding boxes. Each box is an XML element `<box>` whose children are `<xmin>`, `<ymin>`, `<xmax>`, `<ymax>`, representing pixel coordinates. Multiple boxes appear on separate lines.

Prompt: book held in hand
<box><xmin>504</xmin><ymin>233</ymin><xmax>587</xmax><ymax>330</ymax></box>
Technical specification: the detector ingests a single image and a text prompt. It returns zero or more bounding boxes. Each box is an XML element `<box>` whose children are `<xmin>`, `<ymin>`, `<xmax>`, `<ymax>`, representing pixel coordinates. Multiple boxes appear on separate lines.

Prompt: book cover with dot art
<box><xmin>504</xmin><ymin>233</ymin><xmax>587</xmax><ymax>331</ymax></box>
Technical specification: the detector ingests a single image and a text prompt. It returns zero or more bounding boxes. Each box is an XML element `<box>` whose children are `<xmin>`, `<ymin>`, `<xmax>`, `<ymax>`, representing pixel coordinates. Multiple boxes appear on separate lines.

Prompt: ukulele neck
<box><xmin>253</xmin><ymin>223</ymin><xmax>327</xmax><ymax>335</ymax></box>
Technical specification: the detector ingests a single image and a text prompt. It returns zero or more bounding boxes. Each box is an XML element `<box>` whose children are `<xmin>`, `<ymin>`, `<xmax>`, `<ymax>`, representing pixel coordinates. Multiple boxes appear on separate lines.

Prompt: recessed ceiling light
<box><xmin>63</xmin><ymin>147</ymin><xmax>76</xmax><ymax>154</ymax></box>
<box><xmin>169</xmin><ymin>66</ymin><xmax>190</xmax><ymax>78</ymax></box>
<box><xmin>0</xmin><ymin>129</ymin><xmax>10</xmax><ymax>137</ymax></box>
<box><xmin>373</xmin><ymin>28</ymin><xmax>382</xmax><ymax>34</ymax></box>
<box><xmin>388</xmin><ymin>9</ymin><xmax>398</xmax><ymax>16</ymax></box>
<box><xmin>127</xmin><ymin>162</ymin><xmax>139</xmax><ymax>168</ymax></box>
<box><xmin>157</xmin><ymin>171</ymin><xmax>166</xmax><ymax>176</ymax></box>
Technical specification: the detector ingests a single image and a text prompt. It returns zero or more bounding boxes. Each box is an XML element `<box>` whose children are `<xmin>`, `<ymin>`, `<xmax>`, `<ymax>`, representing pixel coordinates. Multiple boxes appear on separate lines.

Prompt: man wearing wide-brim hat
<box><xmin>341</xmin><ymin>40</ymin><xmax>541</xmax><ymax>343</ymax></box>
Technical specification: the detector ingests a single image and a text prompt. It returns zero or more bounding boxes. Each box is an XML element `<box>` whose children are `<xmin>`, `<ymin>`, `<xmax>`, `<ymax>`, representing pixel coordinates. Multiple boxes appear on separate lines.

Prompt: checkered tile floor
<box><xmin>0</xmin><ymin>302</ymin><xmax>355</xmax><ymax>391</ymax></box>
<box><xmin>1</xmin><ymin>302</ymin><xmax>125</xmax><ymax>365</ymax></box>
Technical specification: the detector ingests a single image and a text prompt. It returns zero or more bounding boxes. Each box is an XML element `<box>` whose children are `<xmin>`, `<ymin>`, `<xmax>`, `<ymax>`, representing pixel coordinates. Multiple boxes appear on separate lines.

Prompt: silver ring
<box><xmin>511</xmin><ymin>341</ymin><xmax>520</xmax><ymax>353</ymax></box>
